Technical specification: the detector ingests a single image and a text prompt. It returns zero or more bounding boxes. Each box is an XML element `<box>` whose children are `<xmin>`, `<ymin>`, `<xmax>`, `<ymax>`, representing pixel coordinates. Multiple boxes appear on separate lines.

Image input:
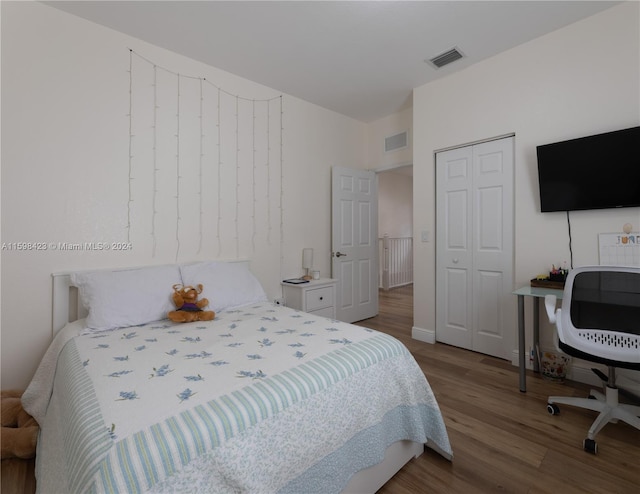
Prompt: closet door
<box><xmin>436</xmin><ymin>137</ymin><xmax>513</xmax><ymax>359</ymax></box>
<box><xmin>435</xmin><ymin>146</ymin><xmax>474</xmax><ymax>350</ymax></box>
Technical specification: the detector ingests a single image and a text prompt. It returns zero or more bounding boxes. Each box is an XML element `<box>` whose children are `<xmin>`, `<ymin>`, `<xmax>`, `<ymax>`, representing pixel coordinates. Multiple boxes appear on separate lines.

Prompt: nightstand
<box><xmin>281</xmin><ymin>278</ymin><xmax>337</xmax><ymax>319</ymax></box>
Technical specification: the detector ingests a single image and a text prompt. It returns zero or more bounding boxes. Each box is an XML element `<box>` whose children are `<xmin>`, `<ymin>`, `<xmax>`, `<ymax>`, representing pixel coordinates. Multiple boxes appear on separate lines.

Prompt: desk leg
<box><xmin>533</xmin><ymin>297</ymin><xmax>540</xmax><ymax>373</ymax></box>
<box><xmin>517</xmin><ymin>294</ymin><xmax>526</xmax><ymax>392</ymax></box>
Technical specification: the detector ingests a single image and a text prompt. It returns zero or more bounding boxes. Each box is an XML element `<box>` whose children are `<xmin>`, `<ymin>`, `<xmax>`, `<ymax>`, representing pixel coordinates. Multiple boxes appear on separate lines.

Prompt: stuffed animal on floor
<box><xmin>168</xmin><ymin>284</ymin><xmax>215</xmax><ymax>323</ymax></box>
<box><xmin>1</xmin><ymin>390</ymin><xmax>39</xmax><ymax>459</ymax></box>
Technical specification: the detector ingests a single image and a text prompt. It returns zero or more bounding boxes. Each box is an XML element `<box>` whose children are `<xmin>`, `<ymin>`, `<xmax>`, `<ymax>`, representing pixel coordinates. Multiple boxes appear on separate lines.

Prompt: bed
<box><xmin>23</xmin><ymin>260</ymin><xmax>452</xmax><ymax>493</ymax></box>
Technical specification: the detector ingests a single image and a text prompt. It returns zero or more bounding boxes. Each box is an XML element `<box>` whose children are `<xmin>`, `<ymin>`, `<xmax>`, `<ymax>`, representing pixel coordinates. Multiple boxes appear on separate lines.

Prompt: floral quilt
<box><xmin>26</xmin><ymin>303</ymin><xmax>452</xmax><ymax>493</ymax></box>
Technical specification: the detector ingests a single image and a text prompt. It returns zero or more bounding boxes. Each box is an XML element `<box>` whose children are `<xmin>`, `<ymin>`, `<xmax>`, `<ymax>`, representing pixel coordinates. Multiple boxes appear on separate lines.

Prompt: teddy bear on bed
<box><xmin>168</xmin><ymin>284</ymin><xmax>215</xmax><ymax>323</ymax></box>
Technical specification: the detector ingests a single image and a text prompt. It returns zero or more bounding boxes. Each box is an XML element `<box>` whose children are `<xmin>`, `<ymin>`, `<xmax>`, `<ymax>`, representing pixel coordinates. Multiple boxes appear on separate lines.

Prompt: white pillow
<box><xmin>71</xmin><ymin>264</ymin><xmax>181</xmax><ymax>331</ymax></box>
<box><xmin>179</xmin><ymin>261</ymin><xmax>267</xmax><ymax>312</ymax></box>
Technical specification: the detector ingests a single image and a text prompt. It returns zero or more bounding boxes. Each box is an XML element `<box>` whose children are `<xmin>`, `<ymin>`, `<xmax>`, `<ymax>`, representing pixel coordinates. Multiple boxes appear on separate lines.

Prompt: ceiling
<box><xmin>47</xmin><ymin>1</ymin><xmax>619</xmax><ymax>123</ymax></box>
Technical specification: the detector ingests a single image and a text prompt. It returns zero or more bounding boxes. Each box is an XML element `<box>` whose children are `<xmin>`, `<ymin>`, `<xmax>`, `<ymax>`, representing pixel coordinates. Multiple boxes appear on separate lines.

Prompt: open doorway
<box><xmin>376</xmin><ymin>165</ymin><xmax>414</xmax><ymax>321</ymax></box>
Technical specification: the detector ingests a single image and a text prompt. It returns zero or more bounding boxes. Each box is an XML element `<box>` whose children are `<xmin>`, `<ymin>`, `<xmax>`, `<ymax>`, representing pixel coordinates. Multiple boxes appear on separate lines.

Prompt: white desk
<box><xmin>513</xmin><ymin>286</ymin><xmax>564</xmax><ymax>392</ymax></box>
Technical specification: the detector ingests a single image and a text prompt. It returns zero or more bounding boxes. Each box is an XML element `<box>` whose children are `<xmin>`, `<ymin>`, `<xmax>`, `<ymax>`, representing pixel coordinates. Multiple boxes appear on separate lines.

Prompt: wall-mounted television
<box><xmin>536</xmin><ymin>126</ymin><xmax>640</xmax><ymax>212</ymax></box>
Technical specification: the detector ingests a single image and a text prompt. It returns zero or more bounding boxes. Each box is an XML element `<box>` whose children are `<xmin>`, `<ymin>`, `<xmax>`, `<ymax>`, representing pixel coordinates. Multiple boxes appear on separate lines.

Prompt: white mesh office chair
<box><xmin>544</xmin><ymin>265</ymin><xmax>640</xmax><ymax>454</ymax></box>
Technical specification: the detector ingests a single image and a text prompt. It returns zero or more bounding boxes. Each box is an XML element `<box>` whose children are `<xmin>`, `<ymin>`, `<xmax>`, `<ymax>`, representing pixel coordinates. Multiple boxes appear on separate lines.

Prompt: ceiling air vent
<box><xmin>427</xmin><ymin>47</ymin><xmax>464</xmax><ymax>69</ymax></box>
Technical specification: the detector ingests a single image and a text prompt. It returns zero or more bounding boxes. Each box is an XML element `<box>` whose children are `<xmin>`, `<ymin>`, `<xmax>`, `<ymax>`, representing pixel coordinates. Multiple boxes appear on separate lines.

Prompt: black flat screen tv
<box><xmin>536</xmin><ymin>126</ymin><xmax>640</xmax><ymax>212</ymax></box>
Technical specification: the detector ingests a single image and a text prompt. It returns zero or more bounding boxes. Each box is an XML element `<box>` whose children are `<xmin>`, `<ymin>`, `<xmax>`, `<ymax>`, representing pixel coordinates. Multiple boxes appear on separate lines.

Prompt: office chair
<box><xmin>544</xmin><ymin>265</ymin><xmax>640</xmax><ymax>454</ymax></box>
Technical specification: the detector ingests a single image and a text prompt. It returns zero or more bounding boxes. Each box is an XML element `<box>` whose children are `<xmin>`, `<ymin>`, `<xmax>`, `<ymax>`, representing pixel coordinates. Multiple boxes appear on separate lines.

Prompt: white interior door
<box><xmin>331</xmin><ymin>166</ymin><xmax>379</xmax><ymax>323</ymax></box>
<box><xmin>436</xmin><ymin>137</ymin><xmax>514</xmax><ymax>359</ymax></box>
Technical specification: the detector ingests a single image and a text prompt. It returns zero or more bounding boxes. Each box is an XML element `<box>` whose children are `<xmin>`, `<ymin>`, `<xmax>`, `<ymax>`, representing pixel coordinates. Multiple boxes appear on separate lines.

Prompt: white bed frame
<box><xmin>51</xmin><ymin>261</ymin><xmax>425</xmax><ymax>493</ymax></box>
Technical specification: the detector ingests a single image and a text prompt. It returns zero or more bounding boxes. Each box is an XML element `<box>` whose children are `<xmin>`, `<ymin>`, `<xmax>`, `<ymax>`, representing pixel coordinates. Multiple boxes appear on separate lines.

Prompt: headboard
<box><xmin>51</xmin><ymin>260</ymin><xmax>251</xmax><ymax>335</ymax></box>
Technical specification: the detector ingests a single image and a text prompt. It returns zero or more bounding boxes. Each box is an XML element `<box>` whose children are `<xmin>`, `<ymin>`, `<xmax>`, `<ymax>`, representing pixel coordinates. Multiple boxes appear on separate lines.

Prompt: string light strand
<box><xmin>216</xmin><ymin>87</ymin><xmax>222</xmax><ymax>257</ymax></box>
<box><xmin>126</xmin><ymin>49</ymin><xmax>283</xmax><ymax>266</ymax></box>
<box><xmin>279</xmin><ymin>95</ymin><xmax>284</xmax><ymax>280</ymax></box>
<box><xmin>151</xmin><ymin>64</ymin><xmax>158</xmax><ymax>257</ymax></box>
<box><xmin>235</xmin><ymin>95</ymin><xmax>240</xmax><ymax>258</ymax></box>
<box><xmin>127</xmin><ymin>49</ymin><xmax>133</xmax><ymax>242</ymax></box>
<box><xmin>266</xmin><ymin>101</ymin><xmax>272</xmax><ymax>245</ymax></box>
<box><xmin>197</xmin><ymin>77</ymin><xmax>204</xmax><ymax>254</ymax></box>
<box><xmin>175</xmin><ymin>74</ymin><xmax>181</xmax><ymax>262</ymax></box>
<box><xmin>130</xmin><ymin>49</ymin><xmax>280</xmax><ymax>104</ymax></box>
<box><xmin>252</xmin><ymin>99</ymin><xmax>257</xmax><ymax>253</ymax></box>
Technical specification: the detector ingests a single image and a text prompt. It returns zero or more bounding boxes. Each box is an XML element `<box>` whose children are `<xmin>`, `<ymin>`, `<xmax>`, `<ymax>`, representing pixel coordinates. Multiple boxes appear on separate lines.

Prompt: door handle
<box><xmin>334</xmin><ymin>252</ymin><xmax>347</xmax><ymax>258</ymax></box>
<box><xmin>452</xmin><ymin>258</ymin><xmax>459</xmax><ymax>264</ymax></box>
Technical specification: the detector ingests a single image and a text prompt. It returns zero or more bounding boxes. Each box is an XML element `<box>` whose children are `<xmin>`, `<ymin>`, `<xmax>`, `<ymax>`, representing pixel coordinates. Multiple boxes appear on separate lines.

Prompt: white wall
<box><xmin>0</xmin><ymin>2</ymin><xmax>366</xmax><ymax>389</ymax></box>
<box><xmin>366</xmin><ymin>107</ymin><xmax>412</xmax><ymax>170</ymax></box>
<box><xmin>413</xmin><ymin>3</ymin><xmax>640</xmax><ymax>359</ymax></box>
<box><xmin>368</xmin><ymin>107</ymin><xmax>414</xmax><ymax>265</ymax></box>
<box><xmin>378</xmin><ymin>172</ymin><xmax>413</xmax><ymax>238</ymax></box>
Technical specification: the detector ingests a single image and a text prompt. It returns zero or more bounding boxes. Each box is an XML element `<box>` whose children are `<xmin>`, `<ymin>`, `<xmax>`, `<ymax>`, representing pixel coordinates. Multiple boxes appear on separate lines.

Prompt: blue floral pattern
<box><xmin>59</xmin><ymin>302</ymin><xmax>452</xmax><ymax>493</ymax></box>
<box><xmin>73</xmin><ymin>303</ymin><xmax>388</xmax><ymax>441</ymax></box>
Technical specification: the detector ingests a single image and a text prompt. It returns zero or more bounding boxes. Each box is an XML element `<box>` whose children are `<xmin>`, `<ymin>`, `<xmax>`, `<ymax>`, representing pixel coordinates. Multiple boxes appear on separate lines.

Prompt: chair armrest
<box><xmin>545</xmin><ymin>294</ymin><xmax>565</xmax><ymax>352</ymax></box>
<box><xmin>544</xmin><ymin>294</ymin><xmax>558</xmax><ymax>324</ymax></box>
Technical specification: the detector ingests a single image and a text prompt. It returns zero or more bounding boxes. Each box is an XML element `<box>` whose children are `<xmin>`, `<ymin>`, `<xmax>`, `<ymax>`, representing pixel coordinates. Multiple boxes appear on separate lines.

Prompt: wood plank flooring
<box><xmin>0</xmin><ymin>458</ymin><xmax>36</xmax><ymax>494</ymax></box>
<box><xmin>357</xmin><ymin>285</ymin><xmax>640</xmax><ymax>494</ymax></box>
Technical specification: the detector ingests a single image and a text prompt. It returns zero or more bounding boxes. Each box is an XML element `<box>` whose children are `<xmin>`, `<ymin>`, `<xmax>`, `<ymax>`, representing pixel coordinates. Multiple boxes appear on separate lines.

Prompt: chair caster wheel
<box><xmin>583</xmin><ymin>438</ymin><xmax>598</xmax><ymax>454</ymax></box>
<box><xmin>547</xmin><ymin>403</ymin><xmax>560</xmax><ymax>415</ymax></box>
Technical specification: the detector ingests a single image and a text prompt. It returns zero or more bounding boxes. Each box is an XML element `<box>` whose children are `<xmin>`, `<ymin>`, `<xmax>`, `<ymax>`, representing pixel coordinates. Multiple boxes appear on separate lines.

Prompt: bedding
<box><xmin>25</xmin><ymin>300</ymin><xmax>452</xmax><ymax>493</ymax></box>
<box><xmin>71</xmin><ymin>265</ymin><xmax>182</xmax><ymax>332</ymax></box>
<box><xmin>179</xmin><ymin>261</ymin><xmax>268</xmax><ymax>312</ymax></box>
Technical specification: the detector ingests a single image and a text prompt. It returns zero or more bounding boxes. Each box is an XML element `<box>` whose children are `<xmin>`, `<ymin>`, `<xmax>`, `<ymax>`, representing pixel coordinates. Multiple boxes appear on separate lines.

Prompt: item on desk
<box><xmin>530</xmin><ymin>264</ymin><xmax>568</xmax><ymax>289</ymax></box>
<box><xmin>530</xmin><ymin>278</ymin><xmax>565</xmax><ymax>289</ymax></box>
<box><xmin>548</xmin><ymin>263</ymin><xmax>568</xmax><ymax>282</ymax></box>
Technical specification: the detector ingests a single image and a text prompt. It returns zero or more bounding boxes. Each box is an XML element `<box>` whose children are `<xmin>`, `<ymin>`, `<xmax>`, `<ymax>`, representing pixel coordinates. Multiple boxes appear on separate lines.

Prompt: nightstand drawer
<box><xmin>305</xmin><ymin>286</ymin><xmax>333</xmax><ymax>311</ymax></box>
<box><xmin>281</xmin><ymin>278</ymin><xmax>337</xmax><ymax>318</ymax></box>
<box><xmin>309</xmin><ymin>306</ymin><xmax>335</xmax><ymax>319</ymax></box>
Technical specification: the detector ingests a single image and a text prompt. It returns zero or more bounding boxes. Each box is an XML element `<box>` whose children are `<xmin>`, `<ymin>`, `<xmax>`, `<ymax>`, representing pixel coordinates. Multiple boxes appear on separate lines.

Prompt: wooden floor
<box><xmin>3</xmin><ymin>285</ymin><xmax>638</xmax><ymax>493</ymax></box>
<box><xmin>357</xmin><ymin>285</ymin><xmax>640</xmax><ymax>494</ymax></box>
<box><xmin>0</xmin><ymin>458</ymin><xmax>35</xmax><ymax>494</ymax></box>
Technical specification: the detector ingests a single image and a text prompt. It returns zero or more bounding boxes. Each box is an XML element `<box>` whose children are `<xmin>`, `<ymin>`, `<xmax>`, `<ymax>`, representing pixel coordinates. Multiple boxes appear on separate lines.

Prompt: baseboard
<box><xmin>412</xmin><ymin>326</ymin><xmax>435</xmax><ymax>344</ymax></box>
<box><xmin>511</xmin><ymin>349</ymin><xmax>535</xmax><ymax>370</ymax></box>
<box><xmin>569</xmin><ymin>364</ymin><xmax>602</xmax><ymax>387</ymax></box>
